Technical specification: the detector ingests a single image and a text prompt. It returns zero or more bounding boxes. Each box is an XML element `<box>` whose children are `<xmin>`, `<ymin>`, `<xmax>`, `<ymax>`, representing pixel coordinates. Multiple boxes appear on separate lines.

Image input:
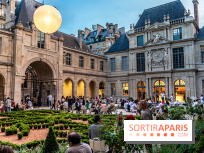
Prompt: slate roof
<box><xmin>196</xmin><ymin>27</ymin><xmax>204</xmax><ymax>39</ymax></box>
<box><xmin>0</xmin><ymin>0</ymin><xmax>7</xmax><ymax>3</ymax></box>
<box><xmin>85</xmin><ymin>29</ymin><xmax>109</xmax><ymax>42</ymax></box>
<box><xmin>105</xmin><ymin>33</ymin><xmax>129</xmax><ymax>54</ymax></box>
<box><xmin>135</xmin><ymin>0</ymin><xmax>186</xmax><ymax>29</ymax></box>
<box><xmin>14</xmin><ymin>0</ymin><xmax>91</xmax><ymax>53</ymax></box>
<box><xmin>53</xmin><ymin>31</ymin><xmax>92</xmax><ymax>53</ymax></box>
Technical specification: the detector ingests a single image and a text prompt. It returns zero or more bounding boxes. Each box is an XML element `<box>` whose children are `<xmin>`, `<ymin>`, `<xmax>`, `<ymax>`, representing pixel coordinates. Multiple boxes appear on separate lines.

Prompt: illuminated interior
<box><xmin>99</xmin><ymin>82</ymin><xmax>104</xmax><ymax>98</ymax></box>
<box><xmin>137</xmin><ymin>81</ymin><xmax>146</xmax><ymax>100</ymax></box>
<box><xmin>174</xmin><ymin>80</ymin><xmax>186</xmax><ymax>102</ymax></box>
<box><xmin>154</xmin><ymin>80</ymin><xmax>165</xmax><ymax>102</ymax></box>
<box><xmin>89</xmin><ymin>81</ymin><xmax>95</xmax><ymax>99</ymax></box>
<box><xmin>77</xmin><ymin>80</ymin><xmax>85</xmax><ymax>98</ymax></box>
<box><xmin>123</xmin><ymin>83</ymin><xmax>128</xmax><ymax>96</ymax></box>
<box><xmin>63</xmin><ymin>79</ymin><xmax>72</xmax><ymax>98</ymax></box>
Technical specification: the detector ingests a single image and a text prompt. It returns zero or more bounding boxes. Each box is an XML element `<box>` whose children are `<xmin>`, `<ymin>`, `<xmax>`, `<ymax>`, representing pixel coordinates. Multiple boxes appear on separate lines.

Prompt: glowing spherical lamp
<box><xmin>33</xmin><ymin>5</ymin><xmax>62</xmax><ymax>34</ymax></box>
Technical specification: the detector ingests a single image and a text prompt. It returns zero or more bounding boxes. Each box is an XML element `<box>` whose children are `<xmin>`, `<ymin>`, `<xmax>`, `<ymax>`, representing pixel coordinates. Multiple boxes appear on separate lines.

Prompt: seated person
<box><xmin>100</xmin><ymin>101</ymin><xmax>107</xmax><ymax>113</ymax></box>
<box><xmin>107</xmin><ymin>101</ymin><xmax>115</xmax><ymax>114</ymax></box>
<box><xmin>91</xmin><ymin>103</ymin><xmax>99</xmax><ymax>114</ymax></box>
<box><xmin>27</xmin><ymin>100</ymin><xmax>32</xmax><ymax>109</ymax></box>
<box><xmin>21</xmin><ymin>101</ymin><xmax>26</xmax><ymax>110</ymax></box>
<box><xmin>131</xmin><ymin>101</ymin><xmax>139</xmax><ymax>115</ymax></box>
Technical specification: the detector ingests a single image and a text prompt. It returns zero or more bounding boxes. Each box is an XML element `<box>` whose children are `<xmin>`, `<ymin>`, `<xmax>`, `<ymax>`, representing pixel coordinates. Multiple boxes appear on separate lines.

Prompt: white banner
<box><xmin>124</xmin><ymin>120</ymin><xmax>193</xmax><ymax>142</ymax></box>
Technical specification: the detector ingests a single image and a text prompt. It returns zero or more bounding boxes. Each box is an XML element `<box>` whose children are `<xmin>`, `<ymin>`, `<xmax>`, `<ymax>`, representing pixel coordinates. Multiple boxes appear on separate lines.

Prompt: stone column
<box><xmin>95</xmin><ymin>82</ymin><xmax>99</xmax><ymax>99</ymax></box>
<box><xmin>146</xmin><ymin>78</ymin><xmax>149</xmax><ymax>98</ymax></box>
<box><xmin>165</xmin><ymin>77</ymin><xmax>169</xmax><ymax>98</ymax></box>
<box><xmin>132</xmin><ymin>79</ymin><xmax>136</xmax><ymax>99</ymax></box>
<box><xmin>149</xmin><ymin>78</ymin><xmax>152</xmax><ymax>100</ymax></box>
<box><xmin>73</xmin><ymin>79</ymin><xmax>78</xmax><ymax>98</ymax></box>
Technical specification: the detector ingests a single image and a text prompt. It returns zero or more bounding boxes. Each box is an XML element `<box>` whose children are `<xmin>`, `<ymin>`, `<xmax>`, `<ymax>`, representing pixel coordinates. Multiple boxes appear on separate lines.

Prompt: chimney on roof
<box><xmin>167</xmin><ymin>14</ymin><xmax>170</xmax><ymax>22</ymax></box>
<box><xmin>84</xmin><ymin>28</ymin><xmax>91</xmax><ymax>39</ymax></box>
<box><xmin>5</xmin><ymin>0</ymin><xmax>16</xmax><ymax>29</ymax></box>
<box><xmin>96</xmin><ymin>24</ymin><xmax>104</xmax><ymax>37</ymax></box>
<box><xmin>114</xmin><ymin>24</ymin><xmax>118</xmax><ymax>33</ymax></box>
<box><xmin>130</xmin><ymin>24</ymin><xmax>132</xmax><ymax>30</ymax></box>
<box><xmin>148</xmin><ymin>19</ymin><xmax>150</xmax><ymax>26</ymax></box>
<box><xmin>193</xmin><ymin>0</ymin><xmax>199</xmax><ymax>27</ymax></box>
<box><xmin>78</xmin><ymin>30</ymin><xmax>84</xmax><ymax>50</ymax></box>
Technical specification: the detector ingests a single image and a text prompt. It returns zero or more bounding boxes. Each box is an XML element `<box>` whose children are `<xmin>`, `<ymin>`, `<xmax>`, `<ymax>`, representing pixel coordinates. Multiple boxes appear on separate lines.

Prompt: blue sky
<box><xmin>37</xmin><ymin>0</ymin><xmax>204</xmax><ymax>36</ymax></box>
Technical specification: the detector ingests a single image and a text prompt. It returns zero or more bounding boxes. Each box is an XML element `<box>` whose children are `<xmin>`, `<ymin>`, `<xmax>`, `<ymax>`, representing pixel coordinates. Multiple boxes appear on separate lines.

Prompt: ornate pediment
<box><xmin>144</xmin><ymin>36</ymin><xmax>171</xmax><ymax>46</ymax></box>
<box><xmin>145</xmin><ymin>22</ymin><xmax>169</xmax><ymax>31</ymax></box>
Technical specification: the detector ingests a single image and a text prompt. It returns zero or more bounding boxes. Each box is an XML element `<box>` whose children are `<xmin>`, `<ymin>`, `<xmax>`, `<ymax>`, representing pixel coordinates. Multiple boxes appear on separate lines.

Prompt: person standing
<box><xmin>152</xmin><ymin>92</ymin><xmax>155</xmax><ymax>102</ymax></box>
<box><xmin>75</xmin><ymin>99</ymin><xmax>81</xmax><ymax>113</ymax></box>
<box><xmin>89</xmin><ymin>115</ymin><xmax>104</xmax><ymax>140</ymax></box>
<box><xmin>156</xmin><ymin>91</ymin><xmax>159</xmax><ymax>102</ymax></box>
<box><xmin>161</xmin><ymin>92</ymin><xmax>165</xmax><ymax>102</ymax></box>
<box><xmin>200</xmin><ymin>95</ymin><xmax>204</xmax><ymax>104</ymax></box>
<box><xmin>171</xmin><ymin>94</ymin><xmax>174</xmax><ymax>103</ymax></box>
<box><xmin>138</xmin><ymin>90</ymin><xmax>142</xmax><ymax>100</ymax></box>
<box><xmin>37</xmin><ymin>95</ymin><xmax>42</xmax><ymax>107</ymax></box>
<box><xmin>47</xmin><ymin>94</ymin><xmax>52</xmax><ymax>108</ymax></box>
<box><xmin>142</xmin><ymin>91</ymin><xmax>146</xmax><ymax>100</ymax></box>
<box><xmin>6</xmin><ymin>97</ymin><xmax>11</xmax><ymax>112</ymax></box>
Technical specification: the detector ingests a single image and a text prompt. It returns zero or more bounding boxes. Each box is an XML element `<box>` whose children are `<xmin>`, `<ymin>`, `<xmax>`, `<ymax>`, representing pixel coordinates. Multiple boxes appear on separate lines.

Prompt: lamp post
<box><xmin>33</xmin><ymin>4</ymin><xmax>62</xmax><ymax>34</ymax></box>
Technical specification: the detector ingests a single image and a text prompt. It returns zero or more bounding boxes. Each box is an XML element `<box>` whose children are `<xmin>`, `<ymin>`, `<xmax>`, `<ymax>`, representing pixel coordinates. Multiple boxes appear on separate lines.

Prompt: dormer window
<box><xmin>93</xmin><ymin>31</ymin><xmax>97</xmax><ymax>35</ymax></box>
<box><xmin>109</xmin><ymin>33</ymin><xmax>112</xmax><ymax>37</ymax></box>
<box><xmin>137</xmin><ymin>35</ymin><xmax>144</xmax><ymax>46</ymax></box>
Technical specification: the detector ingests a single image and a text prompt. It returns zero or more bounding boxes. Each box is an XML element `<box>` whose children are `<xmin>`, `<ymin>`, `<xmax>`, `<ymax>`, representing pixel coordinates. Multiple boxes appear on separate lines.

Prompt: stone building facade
<box><xmin>83</xmin><ymin>23</ymin><xmax>125</xmax><ymax>55</ymax></box>
<box><xmin>0</xmin><ymin>0</ymin><xmax>107</xmax><ymax>105</ymax></box>
<box><xmin>105</xmin><ymin>0</ymin><xmax>204</xmax><ymax>102</ymax></box>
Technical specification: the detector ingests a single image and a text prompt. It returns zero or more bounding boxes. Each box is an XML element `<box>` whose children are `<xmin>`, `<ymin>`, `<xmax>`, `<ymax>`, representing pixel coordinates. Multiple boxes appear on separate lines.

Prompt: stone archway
<box><xmin>21</xmin><ymin>61</ymin><xmax>56</xmax><ymax>106</ymax></box>
<box><xmin>63</xmin><ymin>78</ymin><xmax>73</xmax><ymax>98</ymax></box>
<box><xmin>77</xmin><ymin>80</ymin><xmax>85</xmax><ymax>98</ymax></box>
<box><xmin>0</xmin><ymin>74</ymin><xmax>5</xmax><ymax>101</ymax></box>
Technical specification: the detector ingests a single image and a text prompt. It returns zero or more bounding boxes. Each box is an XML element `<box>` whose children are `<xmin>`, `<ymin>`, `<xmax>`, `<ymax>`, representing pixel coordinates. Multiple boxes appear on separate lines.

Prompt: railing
<box><xmin>170</xmin><ymin>18</ymin><xmax>185</xmax><ymax>25</ymax></box>
<box><xmin>134</xmin><ymin>27</ymin><xmax>145</xmax><ymax>33</ymax></box>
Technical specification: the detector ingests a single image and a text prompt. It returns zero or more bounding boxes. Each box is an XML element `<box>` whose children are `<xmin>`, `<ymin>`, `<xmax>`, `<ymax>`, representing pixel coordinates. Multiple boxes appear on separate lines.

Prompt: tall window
<box><xmin>100</xmin><ymin>61</ymin><xmax>104</xmax><ymax>71</ymax></box>
<box><xmin>90</xmin><ymin>45</ymin><xmax>92</xmax><ymax>49</ymax></box>
<box><xmin>97</xmin><ymin>44</ymin><xmax>100</xmax><ymax>48</ymax></box>
<box><xmin>91</xmin><ymin>59</ymin><xmax>95</xmax><ymax>69</ymax></box>
<box><xmin>38</xmin><ymin>31</ymin><xmax>45</xmax><ymax>49</ymax></box>
<box><xmin>122</xmin><ymin>83</ymin><xmax>128</xmax><ymax>96</ymax></box>
<box><xmin>91</xmin><ymin>38</ymin><xmax>94</xmax><ymax>43</ymax></box>
<box><xmin>137</xmin><ymin>35</ymin><xmax>144</xmax><ymax>46</ymax></box>
<box><xmin>201</xmin><ymin>46</ymin><xmax>204</xmax><ymax>63</ymax></box>
<box><xmin>173</xmin><ymin>47</ymin><xmax>184</xmax><ymax>69</ymax></box>
<box><xmin>0</xmin><ymin>37</ymin><xmax>2</xmax><ymax>54</ymax></box>
<box><xmin>111</xmin><ymin>83</ymin><xmax>116</xmax><ymax>96</ymax></box>
<box><xmin>109</xmin><ymin>33</ymin><xmax>112</xmax><ymax>37</ymax></box>
<box><xmin>110</xmin><ymin>58</ymin><xmax>115</xmax><ymax>71</ymax></box>
<box><xmin>137</xmin><ymin>53</ymin><xmax>145</xmax><ymax>72</ymax></box>
<box><xmin>173</xmin><ymin>28</ymin><xmax>182</xmax><ymax>40</ymax></box>
<box><xmin>122</xmin><ymin>56</ymin><xmax>128</xmax><ymax>70</ymax></box>
<box><xmin>65</xmin><ymin>53</ymin><xmax>71</xmax><ymax>65</ymax></box>
<box><xmin>79</xmin><ymin>56</ymin><xmax>84</xmax><ymax>68</ymax></box>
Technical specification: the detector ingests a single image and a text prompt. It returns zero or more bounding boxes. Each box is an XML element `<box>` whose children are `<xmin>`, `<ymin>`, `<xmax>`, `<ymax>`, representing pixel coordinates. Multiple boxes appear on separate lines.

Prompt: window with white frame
<box><xmin>110</xmin><ymin>58</ymin><xmax>115</xmax><ymax>71</ymax></box>
<box><xmin>122</xmin><ymin>56</ymin><xmax>128</xmax><ymax>70</ymax></box>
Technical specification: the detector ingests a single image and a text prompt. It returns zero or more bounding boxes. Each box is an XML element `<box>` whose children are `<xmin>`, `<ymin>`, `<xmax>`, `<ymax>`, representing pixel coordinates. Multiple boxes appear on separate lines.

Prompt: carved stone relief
<box><xmin>16</xmin><ymin>66</ymin><xmax>21</xmax><ymax>75</ymax></box>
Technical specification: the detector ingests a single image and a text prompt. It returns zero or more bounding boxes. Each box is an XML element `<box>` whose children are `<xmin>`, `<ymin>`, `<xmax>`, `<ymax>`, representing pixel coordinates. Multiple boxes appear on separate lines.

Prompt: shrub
<box><xmin>21</xmin><ymin>130</ymin><xmax>29</xmax><ymax>136</ymax></box>
<box><xmin>54</xmin><ymin>130</ymin><xmax>58</xmax><ymax>137</ymax></box>
<box><xmin>34</xmin><ymin>124</ymin><xmax>37</xmax><ymax>129</ymax></box>
<box><xmin>17</xmin><ymin>133</ymin><xmax>23</xmax><ymax>139</ymax></box>
<box><xmin>63</xmin><ymin>131</ymin><xmax>67</xmax><ymax>137</ymax></box>
<box><xmin>45</xmin><ymin>123</ymin><xmax>49</xmax><ymax>128</ymax></box>
<box><xmin>43</xmin><ymin>127</ymin><xmax>59</xmax><ymax>153</ymax></box>
<box><xmin>54</xmin><ymin>126</ymin><xmax>59</xmax><ymax>130</ymax></box>
<box><xmin>64</xmin><ymin>124</ymin><xmax>68</xmax><ymax>130</ymax></box>
<box><xmin>42</xmin><ymin>124</ymin><xmax>46</xmax><ymax>129</ymax></box>
<box><xmin>49</xmin><ymin>121</ymin><xmax>54</xmax><ymax>126</ymax></box>
<box><xmin>11</xmin><ymin>127</ymin><xmax>18</xmax><ymax>134</ymax></box>
<box><xmin>1</xmin><ymin>127</ymin><xmax>5</xmax><ymax>132</ymax></box>
<box><xmin>29</xmin><ymin>124</ymin><xmax>33</xmax><ymax>129</ymax></box>
<box><xmin>59</xmin><ymin>125</ymin><xmax>63</xmax><ymax>130</ymax></box>
<box><xmin>59</xmin><ymin>131</ymin><xmax>63</xmax><ymax>137</ymax></box>
<box><xmin>54</xmin><ymin>119</ymin><xmax>58</xmax><ymax>124</ymax></box>
<box><xmin>37</xmin><ymin>124</ymin><xmax>41</xmax><ymax>129</ymax></box>
<box><xmin>6</xmin><ymin>128</ymin><xmax>13</xmax><ymax>136</ymax></box>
